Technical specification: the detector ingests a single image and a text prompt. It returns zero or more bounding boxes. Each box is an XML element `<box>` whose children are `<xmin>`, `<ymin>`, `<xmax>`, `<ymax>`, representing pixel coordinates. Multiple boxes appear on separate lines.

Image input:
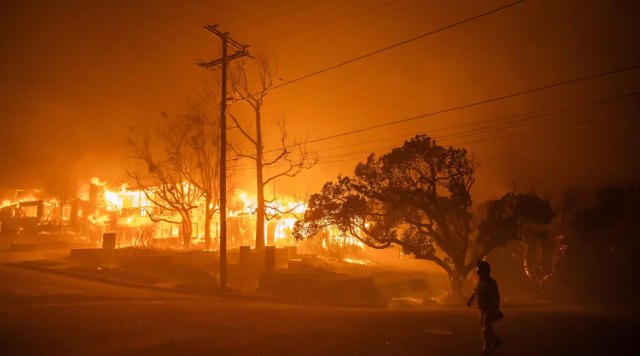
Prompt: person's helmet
<box><xmin>477</xmin><ymin>260</ymin><xmax>491</xmax><ymax>275</ymax></box>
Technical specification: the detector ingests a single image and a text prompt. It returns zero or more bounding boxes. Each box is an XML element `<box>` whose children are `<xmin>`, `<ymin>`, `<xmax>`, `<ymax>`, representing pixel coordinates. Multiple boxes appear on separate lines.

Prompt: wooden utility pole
<box><xmin>198</xmin><ymin>25</ymin><xmax>249</xmax><ymax>290</ymax></box>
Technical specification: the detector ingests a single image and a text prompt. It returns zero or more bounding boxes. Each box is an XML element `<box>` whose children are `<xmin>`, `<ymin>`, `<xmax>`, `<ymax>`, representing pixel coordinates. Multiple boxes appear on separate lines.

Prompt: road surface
<box><xmin>1</xmin><ymin>265</ymin><xmax>637</xmax><ymax>356</ymax></box>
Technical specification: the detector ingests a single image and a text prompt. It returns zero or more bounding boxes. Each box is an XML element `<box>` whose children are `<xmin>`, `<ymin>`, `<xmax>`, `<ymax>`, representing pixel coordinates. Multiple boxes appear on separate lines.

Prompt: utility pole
<box><xmin>198</xmin><ymin>25</ymin><xmax>249</xmax><ymax>291</ymax></box>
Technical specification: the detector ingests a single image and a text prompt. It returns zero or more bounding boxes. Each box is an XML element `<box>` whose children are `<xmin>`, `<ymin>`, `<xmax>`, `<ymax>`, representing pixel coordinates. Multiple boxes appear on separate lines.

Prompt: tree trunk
<box><xmin>256</xmin><ymin>175</ymin><xmax>265</xmax><ymax>249</ymax></box>
<box><xmin>204</xmin><ymin>211</ymin><xmax>212</xmax><ymax>250</ymax></box>
<box><xmin>204</xmin><ymin>197</ymin><xmax>212</xmax><ymax>250</ymax></box>
<box><xmin>255</xmin><ymin>109</ymin><xmax>265</xmax><ymax>250</ymax></box>
<box><xmin>182</xmin><ymin>219</ymin><xmax>193</xmax><ymax>250</ymax></box>
<box><xmin>523</xmin><ymin>241</ymin><xmax>549</xmax><ymax>296</ymax></box>
<box><xmin>448</xmin><ymin>269</ymin><xmax>466</xmax><ymax>302</ymax></box>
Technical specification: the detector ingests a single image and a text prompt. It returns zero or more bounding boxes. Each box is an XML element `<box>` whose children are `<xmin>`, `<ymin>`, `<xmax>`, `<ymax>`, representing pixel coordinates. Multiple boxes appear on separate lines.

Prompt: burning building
<box><xmin>0</xmin><ymin>188</ymin><xmax>87</xmax><ymax>235</ymax></box>
<box><xmin>1</xmin><ymin>177</ymin><xmax>365</xmax><ymax>253</ymax></box>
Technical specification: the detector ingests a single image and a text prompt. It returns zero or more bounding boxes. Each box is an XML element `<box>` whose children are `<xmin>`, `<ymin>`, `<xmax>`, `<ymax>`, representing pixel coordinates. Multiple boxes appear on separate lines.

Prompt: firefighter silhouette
<box><xmin>468</xmin><ymin>260</ymin><xmax>504</xmax><ymax>355</ymax></box>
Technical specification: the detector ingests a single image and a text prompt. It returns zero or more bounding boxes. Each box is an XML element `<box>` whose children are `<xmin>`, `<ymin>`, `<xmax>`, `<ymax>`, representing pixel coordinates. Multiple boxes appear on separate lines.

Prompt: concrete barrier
<box><xmin>102</xmin><ymin>233</ymin><xmax>116</xmax><ymax>250</ymax></box>
<box><xmin>265</xmin><ymin>246</ymin><xmax>276</xmax><ymax>274</ymax></box>
<box><xmin>239</xmin><ymin>246</ymin><xmax>251</xmax><ymax>270</ymax></box>
<box><xmin>284</xmin><ymin>246</ymin><xmax>297</xmax><ymax>258</ymax></box>
<box><xmin>275</xmin><ymin>248</ymin><xmax>288</xmax><ymax>268</ymax></box>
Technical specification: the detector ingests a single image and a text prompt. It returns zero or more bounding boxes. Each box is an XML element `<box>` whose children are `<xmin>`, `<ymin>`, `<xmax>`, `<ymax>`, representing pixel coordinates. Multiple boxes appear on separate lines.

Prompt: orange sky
<box><xmin>1</xmin><ymin>0</ymin><xmax>639</xmax><ymax>201</ymax></box>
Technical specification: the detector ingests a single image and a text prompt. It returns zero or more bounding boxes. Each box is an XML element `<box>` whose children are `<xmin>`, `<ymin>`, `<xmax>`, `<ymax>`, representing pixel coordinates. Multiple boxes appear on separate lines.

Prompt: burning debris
<box><xmin>343</xmin><ymin>258</ymin><xmax>373</xmax><ymax>266</ymax></box>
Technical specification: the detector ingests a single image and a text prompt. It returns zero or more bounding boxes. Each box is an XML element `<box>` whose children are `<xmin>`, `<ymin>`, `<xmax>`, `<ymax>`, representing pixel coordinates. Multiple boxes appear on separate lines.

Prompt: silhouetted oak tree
<box><xmin>294</xmin><ymin>135</ymin><xmax>488</xmax><ymax>300</ymax></box>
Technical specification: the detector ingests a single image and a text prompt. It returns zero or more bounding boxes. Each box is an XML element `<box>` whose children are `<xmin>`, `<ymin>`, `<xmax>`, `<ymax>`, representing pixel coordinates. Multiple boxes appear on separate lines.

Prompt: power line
<box><xmin>251</xmin><ymin>0</ymin><xmax>406</xmax><ymax>45</ymax></box>
<box><xmin>238</xmin><ymin>90</ymin><xmax>639</xmax><ymax>170</ymax></box>
<box><xmin>84</xmin><ymin>0</ymin><xmax>518</xmax><ymax>117</ymax></box>
<box><xmin>222</xmin><ymin>0</ymin><xmax>291</xmax><ymax>25</ymax></box>
<box><xmin>243</xmin><ymin>67</ymin><xmax>415</xmax><ymax>113</ymax></box>
<box><xmin>350</xmin><ymin>96</ymin><xmax>638</xmax><ymax>154</ymax></box>
<box><xmin>232</xmin><ymin>0</ymin><xmax>332</xmax><ymax>32</ymax></box>
<box><xmin>275</xmin><ymin>77</ymin><xmax>414</xmax><ymax>113</ymax></box>
<box><xmin>232</xmin><ymin>95</ymin><xmax>640</xmax><ymax>169</ymax></box>
<box><xmin>452</xmin><ymin>110</ymin><xmax>639</xmax><ymax>147</ymax></box>
<box><xmin>263</xmin><ymin>63</ymin><xmax>640</xmax><ymax>154</ymax></box>
<box><xmin>305</xmin><ymin>110</ymin><xmax>640</xmax><ymax>168</ymax></box>
<box><xmin>437</xmin><ymin>99</ymin><xmax>639</xmax><ymax>142</ymax></box>
<box><xmin>262</xmin><ymin>0</ymin><xmax>527</xmax><ymax>92</ymax></box>
<box><xmin>277</xmin><ymin>62</ymin><xmax>433</xmax><ymax>104</ymax></box>
<box><xmin>265</xmin><ymin>91</ymin><xmax>640</xmax><ymax>158</ymax></box>
<box><xmin>323</xmin><ymin>98</ymin><xmax>637</xmax><ymax>159</ymax></box>
<box><xmin>254</xmin><ymin>92</ymin><xmax>640</xmax><ymax>164</ymax></box>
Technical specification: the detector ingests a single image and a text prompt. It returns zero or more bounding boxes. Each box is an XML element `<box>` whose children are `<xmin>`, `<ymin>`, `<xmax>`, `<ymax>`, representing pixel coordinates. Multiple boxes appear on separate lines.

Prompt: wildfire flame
<box><xmin>2</xmin><ymin>177</ymin><xmax>366</xmax><ymax>252</ymax></box>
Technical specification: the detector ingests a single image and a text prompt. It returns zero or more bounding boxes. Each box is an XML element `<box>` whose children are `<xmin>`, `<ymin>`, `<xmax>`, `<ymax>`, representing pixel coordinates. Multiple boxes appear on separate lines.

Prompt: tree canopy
<box><xmin>477</xmin><ymin>190</ymin><xmax>557</xmax><ymax>290</ymax></box>
<box><xmin>294</xmin><ymin>135</ymin><xmax>488</xmax><ymax>298</ymax></box>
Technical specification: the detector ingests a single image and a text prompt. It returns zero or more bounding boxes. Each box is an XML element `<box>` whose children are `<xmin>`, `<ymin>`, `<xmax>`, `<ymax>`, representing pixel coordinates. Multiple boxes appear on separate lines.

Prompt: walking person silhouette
<box><xmin>468</xmin><ymin>260</ymin><xmax>504</xmax><ymax>355</ymax></box>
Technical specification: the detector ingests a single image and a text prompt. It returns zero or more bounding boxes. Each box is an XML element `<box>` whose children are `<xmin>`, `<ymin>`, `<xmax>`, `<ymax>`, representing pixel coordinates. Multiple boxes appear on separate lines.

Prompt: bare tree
<box><xmin>228</xmin><ymin>54</ymin><xmax>316</xmax><ymax>249</ymax></box>
<box><xmin>264</xmin><ymin>187</ymin><xmax>309</xmax><ymax>221</ymax></box>
<box><xmin>177</xmin><ymin>104</ymin><xmax>222</xmax><ymax>250</ymax></box>
<box><xmin>127</xmin><ymin>121</ymin><xmax>203</xmax><ymax>250</ymax></box>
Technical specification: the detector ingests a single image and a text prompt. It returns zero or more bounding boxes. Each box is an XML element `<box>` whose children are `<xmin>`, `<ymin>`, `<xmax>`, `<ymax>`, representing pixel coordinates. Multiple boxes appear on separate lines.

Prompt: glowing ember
<box><xmin>343</xmin><ymin>258</ymin><xmax>371</xmax><ymax>266</ymax></box>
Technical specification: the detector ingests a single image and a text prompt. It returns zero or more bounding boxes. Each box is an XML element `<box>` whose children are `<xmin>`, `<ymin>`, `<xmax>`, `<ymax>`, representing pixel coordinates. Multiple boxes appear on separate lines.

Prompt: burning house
<box><xmin>1</xmin><ymin>178</ymin><xmax>365</xmax><ymax>254</ymax></box>
<box><xmin>0</xmin><ymin>188</ymin><xmax>88</xmax><ymax>235</ymax></box>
